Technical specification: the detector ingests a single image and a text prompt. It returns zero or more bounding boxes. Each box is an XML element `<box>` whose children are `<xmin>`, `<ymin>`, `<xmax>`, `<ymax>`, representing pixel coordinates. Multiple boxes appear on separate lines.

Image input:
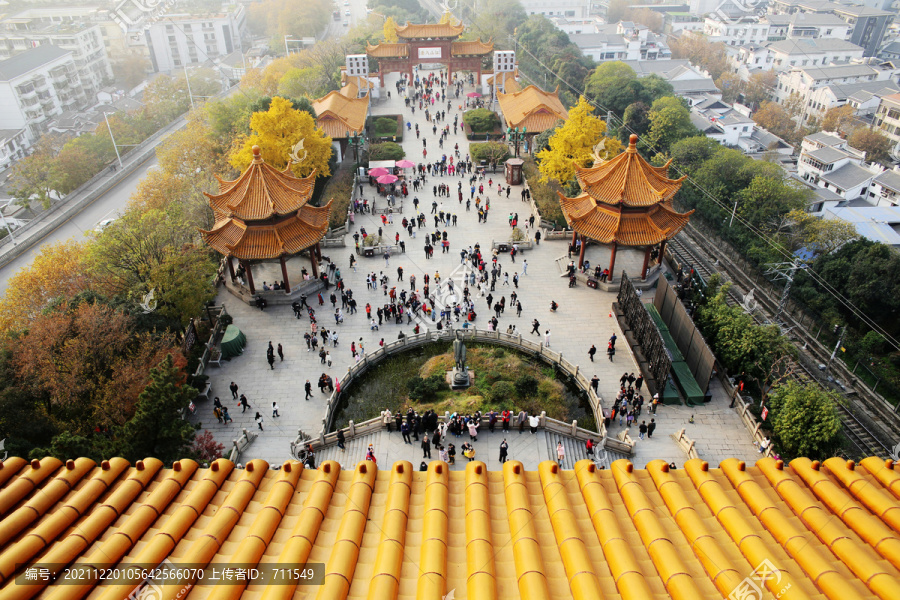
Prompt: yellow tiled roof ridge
<box><xmin>3</xmin><ymin>456</ymin><xmax>900</xmax><ymax>599</ymax></box>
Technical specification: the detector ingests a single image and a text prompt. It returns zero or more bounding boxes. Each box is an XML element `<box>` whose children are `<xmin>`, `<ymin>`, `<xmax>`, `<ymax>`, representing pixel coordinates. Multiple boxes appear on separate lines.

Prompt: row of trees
<box><xmin>9</xmin><ymin>69</ymin><xmax>222</xmax><ymax>212</ymax></box>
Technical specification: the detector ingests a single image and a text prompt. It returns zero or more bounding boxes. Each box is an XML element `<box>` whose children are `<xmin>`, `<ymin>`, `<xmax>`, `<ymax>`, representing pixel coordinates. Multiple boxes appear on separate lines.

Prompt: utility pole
<box><xmin>826</xmin><ymin>325</ymin><xmax>845</xmax><ymax>376</ymax></box>
<box><xmin>184</xmin><ymin>63</ymin><xmax>194</xmax><ymax>111</ymax></box>
<box><xmin>766</xmin><ymin>260</ymin><xmax>804</xmax><ymax>324</ymax></box>
<box><xmin>103</xmin><ymin>112</ymin><xmax>123</xmax><ymax>169</ymax></box>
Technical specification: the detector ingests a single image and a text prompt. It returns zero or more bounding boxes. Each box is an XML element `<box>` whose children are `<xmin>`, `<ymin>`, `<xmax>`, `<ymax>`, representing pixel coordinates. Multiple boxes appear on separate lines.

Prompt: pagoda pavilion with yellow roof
<box><xmin>200</xmin><ymin>145</ymin><xmax>332</xmax><ymax>296</ymax></box>
<box><xmin>558</xmin><ymin>134</ymin><xmax>693</xmax><ymax>282</ymax></box>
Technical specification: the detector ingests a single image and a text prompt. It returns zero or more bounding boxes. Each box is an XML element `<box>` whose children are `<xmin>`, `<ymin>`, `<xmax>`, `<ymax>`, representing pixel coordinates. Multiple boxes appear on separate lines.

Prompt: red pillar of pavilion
<box><xmin>280</xmin><ymin>256</ymin><xmax>291</xmax><ymax>294</ymax></box>
<box><xmin>578</xmin><ymin>235</ymin><xmax>586</xmax><ymax>269</ymax></box>
<box><xmin>658</xmin><ymin>240</ymin><xmax>667</xmax><ymax>265</ymax></box>
<box><xmin>310</xmin><ymin>250</ymin><xmax>319</xmax><ymax>279</ymax></box>
<box><xmin>640</xmin><ymin>247</ymin><xmax>651</xmax><ymax>280</ymax></box>
<box><xmin>608</xmin><ymin>242</ymin><xmax>618</xmax><ymax>283</ymax></box>
<box><xmin>242</xmin><ymin>260</ymin><xmax>256</xmax><ymax>295</ymax></box>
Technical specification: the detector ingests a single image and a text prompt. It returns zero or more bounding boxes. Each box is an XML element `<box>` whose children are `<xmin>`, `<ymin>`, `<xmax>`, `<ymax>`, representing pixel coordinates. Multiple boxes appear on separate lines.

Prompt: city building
<box><xmin>703</xmin><ymin>16</ymin><xmax>772</xmax><ymax>46</ymax></box>
<box><xmin>797</xmin><ymin>130</ymin><xmax>874</xmax><ymax>201</ymax></box>
<box><xmin>824</xmin><ymin>204</ymin><xmax>900</xmax><ymax>244</ymax></box>
<box><xmin>767</xmin><ymin>12</ymin><xmax>853</xmax><ymax>41</ymax></box>
<box><xmin>518</xmin><ymin>0</ymin><xmax>591</xmax><ymax>19</ymax></box>
<box><xmin>618</xmin><ymin>59</ymin><xmax>721</xmax><ymax>103</ymax></box>
<box><xmin>547</xmin><ymin>16</ymin><xmax>605</xmax><ymax>35</ymax></box>
<box><xmin>0</xmin><ymin>16</ymin><xmax>112</xmax><ymax>96</ymax></box>
<box><xmin>873</xmin><ymin>91</ymin><xmax>900</xmax><ymax>154</ymax></box>
<box><xmin>569</xmin><ymin>22</ymin><xmax>671</xmax><ymax>62</ymax></box>
<box><xmin>0</xmin><ymin>128</ymin><xmax>27</xmax><ymax>170</ymax></box>
<box><xmin>773</xmin><ymin>62</ymin><xmax>899</xmax><ymax>120</ymax></box>
<box><xmin>833</xmin><ymin>5</ymin><xmax>895</xmax><ymax>56</ymax></box>
<box><xmin>867</xmin><ymin>166</ymin><xmax>900</xmax><ymax>206</ymax></box>
<box><xmin>0</xmin><ymin>45</ymin><xmax>86</xmax><ymax>146</ymax></box>
<box><xmin>144</xmin><ymin>6</ymin><xmax>249</xmax><ymax>73</ymax></box>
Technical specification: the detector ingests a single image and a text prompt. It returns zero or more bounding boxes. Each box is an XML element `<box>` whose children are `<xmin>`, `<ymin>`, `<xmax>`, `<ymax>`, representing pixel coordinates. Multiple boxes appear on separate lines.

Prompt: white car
<box><xmin>345</xmin><ymin>9</ymin><xmax>351</xmax><ymax>15</ymax></box>
<box><xmin>94</xmin><ymin>218</ymin><xmax>116</xmax><ymax>233</ymax></box>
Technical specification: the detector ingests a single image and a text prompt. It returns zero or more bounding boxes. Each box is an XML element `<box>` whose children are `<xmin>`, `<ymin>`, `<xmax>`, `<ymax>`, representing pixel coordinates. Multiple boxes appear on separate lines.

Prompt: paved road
<box><xmin>0</xmin><ymin>156</ymin><xmax>158</xmax><ymax>295</ymax></box>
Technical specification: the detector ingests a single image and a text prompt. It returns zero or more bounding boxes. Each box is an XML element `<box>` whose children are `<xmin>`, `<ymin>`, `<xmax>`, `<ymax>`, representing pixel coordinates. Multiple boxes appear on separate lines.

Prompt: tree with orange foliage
<box><xmin>0</xmin><ymin>240</ymin><xmax>94</xmax><ymax>333</ymax></box>
<box><xmin>12</xmin><ymin>300</ymin><xmax>177</xmax><ymax>431</ymax></box>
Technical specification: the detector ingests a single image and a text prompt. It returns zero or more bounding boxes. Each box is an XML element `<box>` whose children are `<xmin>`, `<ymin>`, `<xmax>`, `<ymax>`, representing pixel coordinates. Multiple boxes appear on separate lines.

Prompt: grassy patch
<box><xmin>523</xmin><ymin>156</ymin><xmax>565</xmax><ymax>227</ymax></box>
<box><xmin>332</xmin><ymin>343</ymin><xmax>595</xmax><ymax>430</ymax></box>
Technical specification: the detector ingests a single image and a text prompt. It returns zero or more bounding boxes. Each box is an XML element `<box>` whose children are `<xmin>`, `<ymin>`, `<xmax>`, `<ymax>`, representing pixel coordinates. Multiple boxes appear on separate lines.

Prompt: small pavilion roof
<box><xmin>204</xmin><ymin>146</ymin><xmax>316</xmax><ymax>222</ymax></box>
<box><xmin>200</xmin><ymin>202</ymin><xmax>332</xmax><ymax>260</ymax></box>
<box><xmin>311</xmin><ymin>90</ymin><xmax>369</xmax><ymax>139</ymax></box>
<box><xmin>497</xmin><ymin>85</ymin><xmax>568</xmax><ymax>133</ymax></box>
<box><xmin>488</xmin><ymin>70</ymin><xmax>521</xmax><ymax>93</ymax></box>
<box><xmin>365</xmin><ymin>43</ymin><xmax>408</xmax><ymax>58</ymax></box>
<box><xmin>396</xmin><ymin>21</ymin><xmax>464</xmax><ymax>39</ymax></box>
<box><xmin>574</xmin><ymin>134</ymin><xmax>686</xmax><ymax>207</ymax></box>
<box><xmin>557</xmin><ymin>195</ymin><xmax>692</xmax><ymax>246</ymax></box>
<box><xmin>451</xmin><ymin>39</ymin><xmax>493</xmax><ymax>56</ymax></box>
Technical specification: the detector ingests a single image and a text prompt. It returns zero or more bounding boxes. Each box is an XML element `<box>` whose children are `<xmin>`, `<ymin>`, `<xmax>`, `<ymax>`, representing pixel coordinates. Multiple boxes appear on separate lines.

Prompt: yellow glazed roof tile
<box><xmin>312</xmin><ymin>90</ymin><xmax>369</xmax><ymax>139</ymax></box>
<box><xmin>496</xmin><ymin>85</ymin><xmax>568</xmax><ymax>133</ymax></box>
<box><xmin>0</xmin><ymin>456</ymin><xmax>897</xmax><ymax>599</ymax></box>
<box><xmin>395</xmin><ymin>22</ymin><xmax>464</xmax><ymax>39</ymax></box>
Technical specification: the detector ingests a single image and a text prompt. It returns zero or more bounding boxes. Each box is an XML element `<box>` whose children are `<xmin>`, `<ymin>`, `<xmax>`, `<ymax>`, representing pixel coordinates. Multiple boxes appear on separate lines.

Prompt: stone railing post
<box><xmin>540</xmin><ymin>411</ymin><xmax>546</xmax><ymax>427</ymax></box>
<box><xmin>319</xmin><ymin>431</ymin><xmax>326</xmax><ymax>445</ymax></box>
<box><xmin>349</xmin><ymin>420</ymin><xmax>356</xmax><ymax>436</ymax></box>
<box><xmin>571</xmin><ymin>420</ymin><xmax>578</xmax><ymax>436</ymax></box>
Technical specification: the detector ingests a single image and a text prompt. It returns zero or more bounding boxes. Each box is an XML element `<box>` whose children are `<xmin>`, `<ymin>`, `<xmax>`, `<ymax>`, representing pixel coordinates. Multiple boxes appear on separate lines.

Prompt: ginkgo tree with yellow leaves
<box><xmin>229</xmin><ymin>96</ymin><xmax>333</xmax><ymax>178</ymax></box>
<box><xmin>535</xmin><ymin>96</ymin><xmax>621</xmax><ymax>186</ymax></box>
<box><xmin>383</xmin><ymin>17</ymin><xmax>399</xmax><ymax>43</ymax></box>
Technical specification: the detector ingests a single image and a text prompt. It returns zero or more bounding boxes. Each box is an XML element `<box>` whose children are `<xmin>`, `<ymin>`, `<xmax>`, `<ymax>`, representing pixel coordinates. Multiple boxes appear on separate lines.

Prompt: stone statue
<box><xmin>452</xmin><ymin>331</ymin><xmax>469</xmax><ymax>387</ymax></box>
<box><xmin>453</xmin><ymin>332</ymin><xmax>467</xmax><ymax>372</ymax></box>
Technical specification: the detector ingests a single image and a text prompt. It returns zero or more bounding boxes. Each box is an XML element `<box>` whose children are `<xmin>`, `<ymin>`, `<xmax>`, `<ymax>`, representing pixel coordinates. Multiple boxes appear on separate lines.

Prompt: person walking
<box><xmin>272</xmin><ymin>402</ymin><xmax>280</xmax><ymax>418</ymax></box>
<box><xmin>401</xmin><ymin>421</ymin><xmax>412</xmax><ymax>444</ymax></box>
<box><xmin>647</xmin><ymin>419</ymin><xmax>656</xmax><ymax>438</ymax></box>
<box><xmin>522</xmin><ymin>260</ymin><xmax>527</xmax><ymax>275</ymax></box>
<box><xmin>255</xmin><ymin>412</ymin><xmax>264</xmax><ymax>431</ymax></box>
<box><xmin>639</xmin><ymin>421</ymin><xmax>648</xmax><ymax>440</ymax></box>
<box><xmin>609</xmin><ymin>333</ymin><xmax>617</xmax><ymax>348</ymax></box>
<box><xmin>277</xmin><ymin>344</ymin><xmax>284</xmax><ymax>361</ymax></box>
<box><xmin>240</xmin><ymin>394</ymin><xmax>251</xmax><ymax>413</ymax></box>
<box><xmin>529</xmin><ymin>414</ymin><xmax>539</xmax><ymax>434</ymax></box>
<box><xmin>556</xmin><ymin>441</ymin><xmax>565</xmax><ymax>467</ymax></box>
<box><xmin>635</xmin><ymin>374</ymin><xmax>644</xmax><ymax>391</ymax></box>
<box><xmin>517</xmin><ymin>409</ymin><xmax>527</xmax><ymax>434</ymax></box>
<box><xmin>590</xmin><ymin>375</ymin><xmax>599</xmax><ymax>394</ymax></box>
<box><xmin>337</xmin><ymin>428</ymin><xmax>346</xmax><ymax>452</ymax></box>
<box><xmin>588</xmin><ymin>345</ymin><xmax>597</xmax><ymax>362</ymax></box>
<box><xmin>531</xmin><ymin>319</ymin><xmax>540</xmax><ymax>335</ymax></box>
<box><xmin>585</xmin><ymin>438</ymin><xmax>594</xmax><ymax>457</ymax></box>
<box><xmin>468</xmin><ymin>419</ymin><xmax>478</xmax><ymax>442</ymax></box>
<box><xmin>222</xmin><ymin>407</ymin><xmax>233</xmax><ymax>424</ymax></box>
<box><xmin>544</xmin><ymin>330</ymin><xmax>551</xmax><ymax>347</ymax></box>
<box><xmin>230</xmin><ymin>381</ymin><xmax>239</xmax><ymax>399</ymax></box>
<box><xmin>499</xmin><ymin>439</ymin><xmax>509</xmax><ymax>463</ymax></box>
<box><xmin>422</xmin><ymin>434</ymin><xmax>432</xmax><ymax>459</ymax></box>
<box><xmin>607</xmin><ymin>342</ymin><xmax>615</xmax><ymax>361</ymax></box>
<box><xmin>439</xmin><ymin>445</ymin><xmax>449</xmax><ymax>463</ymax></box>
<box><xmin>267</xmin><ymin>347</ymin><xmax>275</xmax><ymax>370</ymax></box>
<box><xmin>304</xmin><ymin>380</ymin><xmax>312</xmax><ymax>400</ymax></box>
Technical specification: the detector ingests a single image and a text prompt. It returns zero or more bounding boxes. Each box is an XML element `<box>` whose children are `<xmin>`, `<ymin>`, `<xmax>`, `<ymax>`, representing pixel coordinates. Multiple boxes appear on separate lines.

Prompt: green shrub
<box><xmin>374</xmin><ymin>117</ymin><xmax>398</xmax><ymax>135</ymax></box>
<box><xmin>492</xmin><ymin>348</ymin><xmax>505</xmax><ymax>358</ymax></box>
<box><xmin>470</xmin><ymin>141</ymin><xmax>510</xmax><ymax>164</ymax></box>
<box><xmin>489</xmin><ymin>381</ymin><xmax>515</xmax><ymax>403</ymax></box>
<box><xmin>407</xmin><ymin>374</ymin><xmax>444</xmax><ymax>401</ymax></box>
<box><xmin>514</xmin><ymin>374</ymin><xmax>538</xmax><ymax>397</ymax></box>
<box><xmin>368</xmin><ymin>142</ymin><xmax>405</xmax><ymax>161</ymax></box>
<box><xmin>317</xmin><ymin>159</ymin><xmax>354</xmax><ymax>228</ymax></box>
<box><xmin>463</xmin><ymin>108</ymin><xmax>499</xmax><ymax>132</ymax></box>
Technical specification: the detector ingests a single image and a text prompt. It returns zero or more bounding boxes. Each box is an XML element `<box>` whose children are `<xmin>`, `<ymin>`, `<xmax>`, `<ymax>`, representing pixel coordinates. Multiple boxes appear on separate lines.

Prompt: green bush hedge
<box><xmin>463</xmin><ymin>108</ymin><xmax>499</xmax><ymax>132</ymax></box>
<box><xmin>368</xmin><ymin>142</ymin><xmax>406</xmax><ymax>161</ymax></box>
<box><xmin>470</xmin><ymin>141</ymin><xmax>510</xmax><ymax>164</ymax></box>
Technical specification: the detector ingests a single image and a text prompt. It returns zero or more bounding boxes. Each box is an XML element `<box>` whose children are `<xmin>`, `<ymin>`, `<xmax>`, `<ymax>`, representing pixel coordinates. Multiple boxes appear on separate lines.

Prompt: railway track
<box><xmin>666</xmin><ymin>232</ymin><xmax>895</xmax><ymax>460</ymax></box>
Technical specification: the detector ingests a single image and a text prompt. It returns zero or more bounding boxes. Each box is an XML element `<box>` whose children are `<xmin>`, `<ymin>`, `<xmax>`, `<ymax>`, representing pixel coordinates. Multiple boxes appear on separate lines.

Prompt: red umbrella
<box><xmin>377</xmin><ymin>174</ymin><xmax>399</xmax><ymax>184</ymax></box>
<box><xmin>466</xmin><ymin>92</ymin><xmax>481</xmax><ymax>98</ymax></box>
<box><xmin>368</xmin><ymin>167</ymin><xmax>389</xmax><ymax>177</ymax></box>
<box><xmin>395</xmin><ymin>159</ymin><xmax>416</xmax><ymax>168</ymax></box>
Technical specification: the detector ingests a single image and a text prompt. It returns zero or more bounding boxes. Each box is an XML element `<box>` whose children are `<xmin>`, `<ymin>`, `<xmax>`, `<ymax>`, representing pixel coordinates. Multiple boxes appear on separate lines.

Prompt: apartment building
<box><xmin>833</xmin><ymin>5</ymin><xmax>894</xmax><ymax>56</ymax></box>
<box><xmin>0</xmin><ymin>128</ymin><xmax>27</xmax><ymax>170</ymax></box>
<box><xmin>798</xmin><ymin>130</ymin><xmax>874</xmax><ymax>201</ymax></box>
<box><xmin>703</xmin><ymin>16</ymin><xmax>772</xmax><ymax>46</ymax></box>
<box><xmin>144</xmin><ymin>6</ymin><xmax>248</xmax><ymax>73</ymax></box>
<box><xmin>518</xmin><ymin>0</ymin><xmax>591</xmax><ymax>19</ymax></box>
<box><xmin>775</xmin><ymin>62</ymin><xmax>899</xmax><ymax>122</ymax></box>
<box><xmin>872</xmin><ymin>92</ymin><xmax>900</xmax><ymax>153</ymax></box>
<box><xmin>0</xmin><ymin>18</ymin><xmax>112</xmax><ymax>96</ymax></box>
<box><xmin>569</xmin><ymin>22</ymin><xmax>671</xmax><ymax>62</ymax></box>
<box><xmin>734</xmin><ymin>37</ymin><xmax>864</xmax><ymax>72</ymax></box>
<box><xmin>0</xmin><ymin>45</ymin><xmax>86</xmax><ymax>146</ymax></box>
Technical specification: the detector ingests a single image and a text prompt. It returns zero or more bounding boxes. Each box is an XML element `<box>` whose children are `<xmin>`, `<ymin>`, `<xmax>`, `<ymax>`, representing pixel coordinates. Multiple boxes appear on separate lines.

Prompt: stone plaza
<box><xmin>190</xmin><ymin>70</ymin><xmax>760</xmax><ymax>469</ymax></box>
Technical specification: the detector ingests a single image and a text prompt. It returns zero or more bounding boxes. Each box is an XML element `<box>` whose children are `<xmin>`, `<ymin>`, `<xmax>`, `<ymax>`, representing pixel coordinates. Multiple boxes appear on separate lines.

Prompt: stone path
<box><xmin>191</xmin><ymin>70</ymin><xmax>760</xmax><ymax>468</ymax></box>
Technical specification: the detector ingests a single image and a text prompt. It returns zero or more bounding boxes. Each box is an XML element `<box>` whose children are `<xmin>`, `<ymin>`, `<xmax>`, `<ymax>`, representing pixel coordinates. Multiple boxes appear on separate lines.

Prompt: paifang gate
<box><xmin>365</xmin><ymin>22</ymin><xmax>494</xmax><ymax>86</ymax></box>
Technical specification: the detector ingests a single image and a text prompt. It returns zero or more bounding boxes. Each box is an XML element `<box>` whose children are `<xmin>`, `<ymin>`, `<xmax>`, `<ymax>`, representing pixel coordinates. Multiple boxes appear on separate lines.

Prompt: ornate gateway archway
<box><xmin>366</xmin><ymin>22</ymin><xmax>493</xmax><ymax>86</ymax></box>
